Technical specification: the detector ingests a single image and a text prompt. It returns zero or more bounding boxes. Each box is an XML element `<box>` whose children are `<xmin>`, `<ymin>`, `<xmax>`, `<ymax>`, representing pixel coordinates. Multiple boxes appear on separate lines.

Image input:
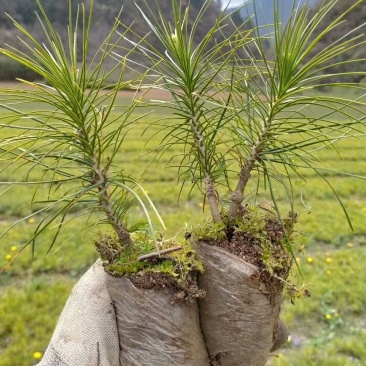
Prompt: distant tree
<box><xmin>0</xmin><ymin>0</ymin><xmax>228</xmax><ymax>80</ymax></box>
<box><xmin>307</xmin><ymin>0</ymin><xmax>366</xmax><ymax>85</ymax></box>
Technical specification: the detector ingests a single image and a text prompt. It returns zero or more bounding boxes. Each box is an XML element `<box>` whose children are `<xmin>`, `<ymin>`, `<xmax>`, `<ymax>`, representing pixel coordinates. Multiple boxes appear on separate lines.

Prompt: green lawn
<box><xmin>0</xmin><ymin>91</ymin><xmax>365</xmax><ymax>365</ymax></box>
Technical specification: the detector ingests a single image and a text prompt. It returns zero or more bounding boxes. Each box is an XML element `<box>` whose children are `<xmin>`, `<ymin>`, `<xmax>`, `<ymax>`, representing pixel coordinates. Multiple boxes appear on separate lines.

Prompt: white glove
<box><xmin>37</xmin><ymin>262</ymin><xmax>119</xmax><ymax>366</ymax></box>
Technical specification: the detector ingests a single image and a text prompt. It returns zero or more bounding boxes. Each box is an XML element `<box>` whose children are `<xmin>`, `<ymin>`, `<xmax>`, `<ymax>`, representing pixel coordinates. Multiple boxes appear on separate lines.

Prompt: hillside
<box><xmin>0</xmin><ymin>0</ymin><xmax>221</xmax><ymax>30</ymax></box>
<box><xmin>308</xmin><ymin>0</ymin><xmax>366</xmax><ymax>85</ymax></box>
<box><xmin>0</xmin><ymin>0</ymin><xmax>225</xmax><ymax>80</ymax></box>
<box><xmin>228</xmin><ymin>0</ymin><xmax>366</xmax><ymax>84</ymax></box>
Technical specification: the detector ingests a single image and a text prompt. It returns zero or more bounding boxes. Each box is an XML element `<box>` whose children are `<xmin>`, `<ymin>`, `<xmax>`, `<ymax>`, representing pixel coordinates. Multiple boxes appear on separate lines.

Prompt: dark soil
<box><xmin>209</xmin><ymin>352</ymin><xmax>225</xmax><ymax>366</ymax></box>
<box><xmin>96</xmin><ymin>233</ymin><xmax>206</xmax><ymax>303</ymax></box>
<box><xmin>128</xmin><ymin>268</ymin><xmax>205</xmax><ymax>303</ymax></box>
<box><xmin>199</xmin><ymin>208</ymin><xmax>294</xmax><ymax>290</ymax></box>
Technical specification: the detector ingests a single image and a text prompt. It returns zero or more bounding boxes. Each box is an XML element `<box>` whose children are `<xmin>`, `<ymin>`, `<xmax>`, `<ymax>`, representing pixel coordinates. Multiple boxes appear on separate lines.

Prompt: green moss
<box><xmin>193</xmin><ymin>205</ymin><xmax>297</xmax><ymax>273</ymax></box>
<box><xmin>191</xmin><ymin>218</ymin><xmax>227</xmax><ymax>241</ymax></box>
<box><xmin>234</xmin><ymin>205</ymin><xmax>268</xmax><ymax>234</ymax></box>
<box><xmin>95</xmin><ymin>232</ymin><xmax>203</xmax><ymax>287</ymax></box>
<box><xmin>166</xmin><ymin>242</ymin><xmax>204</xmax><ymax>285</ymax></box>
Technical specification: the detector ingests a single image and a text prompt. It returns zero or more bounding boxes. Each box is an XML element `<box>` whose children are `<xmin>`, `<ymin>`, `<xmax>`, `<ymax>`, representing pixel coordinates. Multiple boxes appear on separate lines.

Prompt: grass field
<box><xmin>0</xmin><ymin>86</ymin><xmax>365</xmax><ymax>365</ymax></box>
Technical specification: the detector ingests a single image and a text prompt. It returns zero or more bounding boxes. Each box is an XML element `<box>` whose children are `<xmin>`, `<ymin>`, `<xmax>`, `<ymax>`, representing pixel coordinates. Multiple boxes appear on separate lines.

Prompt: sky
<box><xmin>220</xmin><ymin>0</ymin><xmax>247</xmax><ymax>9</ymax></box>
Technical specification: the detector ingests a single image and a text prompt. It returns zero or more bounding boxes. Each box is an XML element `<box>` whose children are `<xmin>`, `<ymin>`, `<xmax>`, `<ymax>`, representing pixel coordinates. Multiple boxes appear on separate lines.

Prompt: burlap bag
<box><xmin>106</xmin><ymin>276</ymin><xmax>209</xmax><ymax>366</ymax></box>
<box><xmin>195</xmin><ymin>241</ymin><xmax>284</xmax><ymax>366</ymax></box>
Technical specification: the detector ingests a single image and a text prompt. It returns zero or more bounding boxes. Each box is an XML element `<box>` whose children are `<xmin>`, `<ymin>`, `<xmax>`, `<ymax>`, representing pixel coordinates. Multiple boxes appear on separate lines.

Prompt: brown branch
<box><xmin>205</xmin><ymin>175</ymin><xmax>221</xmax><ymax>223</ymax></box>
<box><xmin>138</xmin><ymin>246</ymin><xmax>183</xmax><ymax>261</ymax></box>
<box><xmin>91</xmin><ymin>156</ymin><xmax>133</xmax><ymax>246</ymax></box>
<box><xmin>229</xmin><ymin>149</ymin><xmax>257</xmax><ymax>220</ymax></box>
<box><xmin>229</xmin><ymin>124</ymin><xmax>270</xmax><ymax>221</ymax></box>
<box><xmin>190</xmin><ymin>114</ymin><xmax>222</xmax><ymax>223</ymax></box>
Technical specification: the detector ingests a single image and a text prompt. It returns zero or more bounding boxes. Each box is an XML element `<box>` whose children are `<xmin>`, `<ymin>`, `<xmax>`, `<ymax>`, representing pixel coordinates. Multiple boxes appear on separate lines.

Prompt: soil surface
<box><xmin>200</xmin><ymin>209</ymin><xmax>294</xmax><ymax>287</ymax></box>
<box><xmin>128</xmin><ymin>266</ymin><xmax>205</xmax><ymax>303</ymax></box>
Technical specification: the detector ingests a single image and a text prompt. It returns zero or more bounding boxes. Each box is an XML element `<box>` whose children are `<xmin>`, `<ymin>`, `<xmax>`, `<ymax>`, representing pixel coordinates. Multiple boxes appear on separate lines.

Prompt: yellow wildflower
<box><xmin>307</xmin><ymin>257</ymin><xmax>313</xmax><ymax>263</ymax></box>
<box><xmin>326</xmin><ymin>270</ymin><xmax>332</xmax><ymax>275</ymax></box>
<box><xmin>28</xmin><ymin>218</ymin><xmax>36</xmax><ymax>224</ymax></box>
<box><xmin>10</xmin><ymin>245</ymin><xmax>17</xmax><ymax>251</ymax></box>
<box><xmin>5</xmin><ymin>254</ymin><xmax>12</xmax><ymax>261</ymax></box>
<box><xmin>326</xmin><ymin>257</ymin><xmax>332</xmax><ymax>263</ymax></box>
<box><xmin>325</xmin><ymin>314</ymin><xmax>332</xmax><ymax>320</ymax></box>
<box><xmin>33</xmin><ymin>351</ymin><xmax>43</xmax><ymax>360</ymax></box>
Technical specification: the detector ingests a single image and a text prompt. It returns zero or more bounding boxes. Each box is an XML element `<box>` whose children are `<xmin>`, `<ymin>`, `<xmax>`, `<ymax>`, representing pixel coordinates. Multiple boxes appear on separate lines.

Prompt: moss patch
<box><xmin>95</xmin><ymin>232</ymin><xmax>204</xmax><ymax>302</ymax></box>
<box><xmin>192</xmin><ymin>205</ymin><xmax>299</xmax><ymax>297</ymax></box>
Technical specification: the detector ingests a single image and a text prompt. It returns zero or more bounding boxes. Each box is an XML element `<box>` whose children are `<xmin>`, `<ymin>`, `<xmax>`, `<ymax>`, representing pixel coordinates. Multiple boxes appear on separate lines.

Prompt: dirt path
<box><xmin>0</xmin><ymin>81</ymin><xmax>173</xmax><ymax>101</ymax></box>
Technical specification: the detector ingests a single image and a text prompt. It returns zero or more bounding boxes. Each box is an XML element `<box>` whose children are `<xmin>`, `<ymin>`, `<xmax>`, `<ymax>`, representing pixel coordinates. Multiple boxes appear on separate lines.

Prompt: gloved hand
<box><xmin>36</xmin><ymin>261</ymin><xmax>209</xmax><ymax>366</ymax></box>
<box><xmin>37</xmin><ymin>261</ymin><xmax>119</xmax><ymax>366</ymax></box>
<box><xmin>37</xmin><ymin>261</ymin><xmax>289</xmax><ymax>366</ymax></box>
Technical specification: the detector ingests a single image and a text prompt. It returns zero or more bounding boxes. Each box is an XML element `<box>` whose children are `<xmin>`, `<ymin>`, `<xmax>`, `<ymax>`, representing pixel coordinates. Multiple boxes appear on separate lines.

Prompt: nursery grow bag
<box><xmin>106</xmin><ymin>275</ymin><xmax>209</xmax><ymax>366</ymax></box>
<box><xmin>194</xmin><ymin>241</ymin><xmax>286</xmax><ymax>366</ymax></box>
<box><xmin>38</xmin><ymin>262</ymin><xmax>209</xmax><ymax>366</ymax></box>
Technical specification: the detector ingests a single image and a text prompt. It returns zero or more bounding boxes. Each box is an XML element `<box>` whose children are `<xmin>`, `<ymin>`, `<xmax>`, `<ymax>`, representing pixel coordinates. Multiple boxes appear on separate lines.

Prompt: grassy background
<box><xmin>0</xmin><ymin>87</ymin><xmax>365</xmax><ymax>365</ymax></box>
